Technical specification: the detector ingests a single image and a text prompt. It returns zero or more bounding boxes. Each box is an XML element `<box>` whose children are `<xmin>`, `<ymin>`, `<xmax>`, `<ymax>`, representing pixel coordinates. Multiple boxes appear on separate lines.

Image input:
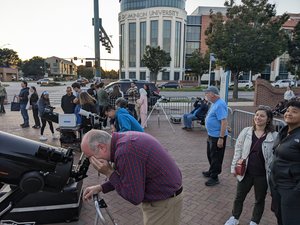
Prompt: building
<box><xmin>0</xmin><ymin>67</ymin><xmax>18</xmax><ymax>82</ymax></box>
<box><xmin>119</xmin><ymin>0</ymin><xmax>187</xmax><ymax>81</ymax></box>
<box><xmin>45</xmin><ymin>56</ymin><xmax>77</xmax><ymax>81</ymax></box>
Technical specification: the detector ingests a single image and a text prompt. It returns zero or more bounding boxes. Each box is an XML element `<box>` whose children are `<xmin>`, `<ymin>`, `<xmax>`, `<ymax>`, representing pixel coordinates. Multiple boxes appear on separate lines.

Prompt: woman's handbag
<box><xmin>11</xmin><ymin>96</ymin><xmax>20</xmax><ymax>111</ymax></box>
<box><xmin>235</xmin><ymin>159</ymin><xmax>247</xmax><ymax>176</ymax></box>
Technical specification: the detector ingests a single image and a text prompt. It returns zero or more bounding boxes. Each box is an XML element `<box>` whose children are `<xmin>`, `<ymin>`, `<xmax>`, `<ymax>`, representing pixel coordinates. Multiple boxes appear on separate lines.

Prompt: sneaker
<box><xmin>20</xmin><ymin>123</ymin><xmax>24</xmax><ymax>126</ymax></box>
<box><xmin>21</xmin><ymin>124</ymin><xmax>29</xmax><ymax>128</ymax></box>
<box><xmin>249</xmin><ymin>221</ymin><xmax>257</xmax><ymax>225</ymax></box>
<box><xmin>205</xmin><ymin>177</ymin><xmax>220</xmax><ymax>186</ymax></box>
<box><xmin>202</xmin><ymin>171</ymin><xmax>211</xmax><ymax>178</ymax></box>
<box><xmin>186</xmin><ymin>128</ymin><xmax>192</xmax><ymax>131</ymax></box>
<box><xmin>39</xmin><ymin>136</ymin><xmax>48</xmax><ymax>141</ymax></box>
<box><xmin>224</xmin><ymin>216</ymin><xmax>239</xmax><ymax>225</ymax></box>
<box><xmin>52</xmin><ymin>134</ymin><xmax>58</xmax><ymax>139</ymax></box>
<box><xmin>182</xmin><ymin>127</ymin><xmax>187</xmax><ymax>130</ymax></box>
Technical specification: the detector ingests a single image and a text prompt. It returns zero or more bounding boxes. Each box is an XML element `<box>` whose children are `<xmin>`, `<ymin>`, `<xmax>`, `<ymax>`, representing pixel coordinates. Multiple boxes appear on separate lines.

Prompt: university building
<box><xmin>119</xmin><ymin>0</ymin><xmax>186</xmax><ymax>81</ymax></box>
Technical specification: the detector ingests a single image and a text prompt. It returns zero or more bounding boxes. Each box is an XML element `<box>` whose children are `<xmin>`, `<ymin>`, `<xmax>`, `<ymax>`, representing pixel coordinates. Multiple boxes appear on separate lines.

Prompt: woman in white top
<box><xmin>136</xmin><ymin>88</ymin><xmax>148</xmax><ymax>128</ymax></box>
<box><xmin>283</xmin><ymin>86</ymin><xmax>295</xmax><ymax>101</ymax></box>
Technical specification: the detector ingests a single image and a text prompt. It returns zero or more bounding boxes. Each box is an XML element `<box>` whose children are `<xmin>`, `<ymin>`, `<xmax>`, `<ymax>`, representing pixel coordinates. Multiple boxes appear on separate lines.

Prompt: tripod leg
<box><xmin>159</xmin><ymin>104</ymin><xmax>175</xmax><ymax>133</ymax></box>
<box><xmin>144</xmin><ymin>101</ymin><xmax>159</xmax><ymax>126</ymax></box>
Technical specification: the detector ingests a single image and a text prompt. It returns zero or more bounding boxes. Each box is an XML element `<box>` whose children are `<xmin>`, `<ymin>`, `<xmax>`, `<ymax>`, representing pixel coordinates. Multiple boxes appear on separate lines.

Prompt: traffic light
<box><xmin>85</xmin><ymin>61</ymin><xmax>92</xmax><ymax>67</ymax></box>
<box><xmin>74</xmin><ymin>57</ymin><xmax>78</xmax><ymax>60</ymax></box>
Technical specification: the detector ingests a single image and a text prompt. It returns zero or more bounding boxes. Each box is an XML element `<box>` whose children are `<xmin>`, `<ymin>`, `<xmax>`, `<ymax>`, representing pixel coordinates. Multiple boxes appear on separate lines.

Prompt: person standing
<box><xmin>61</xmin><ymin>86</ymin><xmax>76</xmax><ymax>114</ymax></box>
<box><xmin>203</xmin><ymin>86</ymin><xmax>228</xmax><ymax>186</ymax></box>
<box><xmin>137</xmin><ymin>88</ymin><xmax>148</xmax><ymax>128</ymax></box>
<box><xmin>29</xmin><ymin>86</ymin><xmax>40</xmax><ymax>128</ymax></box>
<box><xmin>79</xmin><ymin>92</ymin><xmax>97</xmax><ymax>134</ymax></box>
<box><xmin>82</xmin><ymin>130</ymin><xmax>183</xmax><ymax>225</ymax></box>
<box><xmin>96</xmin><ymin>82</ymin><xmax>109</xmax><ymax>127</ymax></box>
<box><xmin>37</xmin><ymin>91</ymin><xmax>58</xmax><ymax>141</ymax></box>
<box><xmin>269</xmin><ymin>100</ymin><xmax>300</xmax><ymax>225</ymax></box>
<box><xmin>108</xmin><ymin>85</ymin><xmax>122</xmax><ymax>108</ymax></box>
<box><xmin>126</xmin><ymin>82</ymin><xmax>139</xmax><ymax>119</ymax></box>
<box><xmin>17</xmin><ymin>81</ymin><xmax>30</xmax><ymax>128</ymax></box>
<box><xmin>224</xmin><ymin>106</ymin><xmax>277</xmax><ymax>225</ymax></box>
<box><xmin>0</xmin><ymin>81</ymin><xmax>7</xmax><ymax>113</ymax></box>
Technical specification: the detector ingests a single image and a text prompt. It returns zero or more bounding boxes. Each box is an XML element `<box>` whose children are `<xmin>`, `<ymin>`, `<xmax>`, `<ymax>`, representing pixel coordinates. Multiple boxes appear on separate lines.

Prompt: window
<box><xmin>186</xmin><ymin>26</ymin><xmax>201</xmax><ymax>41</ymax></box>
<box><xmin>129</xmin><ymin>23</ymin><xmax>136</xmax><ymax>67</ymax></box>
<box><xmin>174</xmin><ymin>72</ymin><xmax>180</xmax><ymax>80</ymax></box>
<box><xmin>129</xmin><ymin>72</ymin><xmax>136</xmax><ymax>79</ymax></box>
<box><xmin>174</xmin><ymin>21</ymin><xmax>181</xmax><ymax>68</ymax></box>
<box><xmin>162</xmin><ymin>72</ymin><xmax>170</xmax><ymax>80</ymax></box>
<box><xmin>163</xmin><ymin>20</ymin><xmax>171</xmax><ymax>54</ymax></box>
<box><xmin>186</xmin><ymin>42</ymin><xmax>200</xmax><ymax>55</ymax></box>
<box><xmin>140</xmin><ymin>22</ymin><xmax>146</xmax><ymax>67</ymax></box>
<box><xmin>140</xmin><ymin>72</ymin><xmax>146</xmax><ymax>80</ymax></box>
<box><xmin>121</xmin><ymin>24</ymin><xmax>125</xmax><ymax>67</ymax></box>
<box><xmin>187</xmin><ymin>16</ymin><xmax>201</xmax><ymax>25</ymax></box>
<box><xmin>121</xmin><ymin>72</ymin><xmax>125</xmax><ymax>79</ymax></box>
<box><xmin>150</xmin><ymin>20</ymin><xmax>158</xmax><ymax>47</ymax></box>
<box><xmin>121</xmin><ymin>0</ymin><xmax>185</xmax><ymax>11</ymax></box>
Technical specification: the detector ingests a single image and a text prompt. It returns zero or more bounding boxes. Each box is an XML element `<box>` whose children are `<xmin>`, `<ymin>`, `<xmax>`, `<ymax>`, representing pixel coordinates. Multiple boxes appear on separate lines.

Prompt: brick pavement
<box><xmin>0</xmin><ymin>104</ymin><xmax>277</xmax><ymax>225</ymax></box>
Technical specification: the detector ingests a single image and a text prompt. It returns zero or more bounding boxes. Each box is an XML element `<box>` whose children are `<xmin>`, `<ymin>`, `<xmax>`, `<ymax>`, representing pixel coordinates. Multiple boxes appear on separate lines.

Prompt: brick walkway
<box><xmin>0</xmin><ymin>105</ymin><xmax>277</xmax><ymax>225</ymax></box>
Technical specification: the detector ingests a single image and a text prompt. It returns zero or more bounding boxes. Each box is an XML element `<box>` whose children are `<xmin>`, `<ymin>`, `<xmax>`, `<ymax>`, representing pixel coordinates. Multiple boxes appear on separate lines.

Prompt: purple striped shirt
<box><xmin>101</xmin><ymin>131</ymin><xmax>182</xmax><ymax>205</ymax></box>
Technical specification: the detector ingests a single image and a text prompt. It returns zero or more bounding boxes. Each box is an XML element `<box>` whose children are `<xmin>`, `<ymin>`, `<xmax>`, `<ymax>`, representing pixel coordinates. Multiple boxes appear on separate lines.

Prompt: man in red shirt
<box><xmin>81</xmin><ymin>129</ymin><xmax>183</xmax><ymax>225</ymax></box>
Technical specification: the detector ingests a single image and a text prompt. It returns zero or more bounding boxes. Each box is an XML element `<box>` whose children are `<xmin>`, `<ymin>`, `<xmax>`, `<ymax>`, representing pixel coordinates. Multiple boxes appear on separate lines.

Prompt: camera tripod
<box><xmin>93</xmin><ymin>194</ymin><xmax>117</xmax><ymax>225</ymax></box>
<box><xmin>144</xmin><ymin>98</ymin><xmax>175</xmax><ymax>133</ymax></box>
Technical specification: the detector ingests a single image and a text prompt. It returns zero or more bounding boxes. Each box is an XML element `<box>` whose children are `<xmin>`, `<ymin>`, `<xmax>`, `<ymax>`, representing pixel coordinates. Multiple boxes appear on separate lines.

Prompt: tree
<box><xmin>206</xmin><ymin>0</ymin><xmax>289</xmax><ymax>99</ymax></box>
<box><xmin>0</xmin><ymin>48</ymin><xmax>21</xmax><ymax>67</ymax></box>
<box><xmin>141</xmin><ymin>45</ymin><xmax>171</xmax><ymax>83</ymax></box>
<box><xmin>77</xmin><ymin>65</ymin><xmax>95</xmax><ymax>80</ymax></box>
<box><xmin>186</xmin><ymin>50</ymin><xmax>210</xmax><ymax>85</ymax></box>
<box><xmin>288</xmin><ymin>22</ymin><xmax>300</xmax><ymax>79</ymax></box>
<box><xmin>21</xmin><ymin>56</ymin><xmax>46</xmax><ymax>77</ymax></box>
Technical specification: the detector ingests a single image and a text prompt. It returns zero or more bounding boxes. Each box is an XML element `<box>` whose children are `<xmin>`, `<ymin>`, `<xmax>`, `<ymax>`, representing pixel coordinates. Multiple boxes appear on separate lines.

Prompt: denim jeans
<box><xmin>20</xmin><ymin>103</ymin><xmax>29</xmax><ymax>125</ymax></box>
<box><xmin>183</xmin><ymin>113</ymin><xmax>197</xmax><ymax>128</ymax></box>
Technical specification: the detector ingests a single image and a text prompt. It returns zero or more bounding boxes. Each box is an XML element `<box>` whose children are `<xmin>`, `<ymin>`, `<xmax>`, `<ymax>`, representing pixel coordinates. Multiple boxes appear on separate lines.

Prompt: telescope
<box><xmin>79</xmin><ymin>108</ymin><xmax>103</xmax><ymax>129</ymax></box>
<box><xmin>0</xmin><ymin>131</ymin><xmax>90</xmax><ymax>219</ymax></box>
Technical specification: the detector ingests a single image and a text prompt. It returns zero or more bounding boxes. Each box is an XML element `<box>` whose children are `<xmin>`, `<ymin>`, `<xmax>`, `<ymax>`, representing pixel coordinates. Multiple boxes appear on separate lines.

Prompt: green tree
<box><xmin>103</xmin><ymin>69</ymin><xmax>119</xmax><ymax>79</ymax></box>
<box><xmin>288</xmin><ymin>22</ymin><xmax>300</xmax><ymax>79</ymax></box>
<box><xmin>21</xmin><ymin>56</ymin><xmax>46</xmax><ymax>77</ymax></box>
<box><xmin>141</xmin><ymin>45</ymin><xmax>171</xmax><ymax>83</ymax></box>
<box><xmin>0</xmin><ymin>48</ymin><xmax>21</xmax><ymax>67</ymax></box>
<box><xmin>186</xmin><ymin>50</ymin><xmax>210</xmax><ymax>85</ymax></box>
<box><xmin>206</xmin><ymin>0</ymin><xmax>289</xmax><ymax>99</ymax></box>
<box><xmin>77</xmin><ymin>65</ymin><xmax>95</xmax><ymax>80</ymax></box>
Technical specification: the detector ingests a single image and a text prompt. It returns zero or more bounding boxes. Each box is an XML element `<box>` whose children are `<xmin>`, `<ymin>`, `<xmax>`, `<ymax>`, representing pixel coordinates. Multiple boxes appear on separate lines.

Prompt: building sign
<box><xmin>119</xmin><ymin>9</ymin><xmax>180</xmax><ymax>21</ymax></box>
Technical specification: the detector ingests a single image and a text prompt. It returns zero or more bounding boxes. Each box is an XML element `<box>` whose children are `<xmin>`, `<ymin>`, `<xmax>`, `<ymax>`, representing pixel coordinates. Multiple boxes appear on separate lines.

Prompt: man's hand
<box><xmin>217</xmin><ymin>138</ymin><xmax>224</xmax><ymax>148</ymax></box>
<box><xmin>90</xmin><ymin>156</ymin><xmax>114</xmax><ymax>178</ymax></box>
<box><xmin>83</xmin><ymin>185</ymin><xmax>102</xmax><ymax>201</ymax></box>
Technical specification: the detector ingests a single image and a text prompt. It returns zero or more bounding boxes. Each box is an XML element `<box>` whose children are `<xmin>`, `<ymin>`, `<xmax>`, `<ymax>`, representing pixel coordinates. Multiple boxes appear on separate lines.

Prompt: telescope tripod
<box><xmin>144</xmin><ymin>99</ymin><xmax>175</xmax><ymax>133</ymax></box>
<box><xmin>93</xmin><ymin>194</ymin><xmax>117</xmax><ymax>225</ymax></box>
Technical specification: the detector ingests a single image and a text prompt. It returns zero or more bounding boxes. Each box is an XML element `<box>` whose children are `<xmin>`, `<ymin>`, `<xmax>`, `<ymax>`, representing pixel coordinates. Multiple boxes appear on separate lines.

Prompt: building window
<box><xmin>140</xmin><ymin>72</ymin><xmax>146</xmax><ymax>80</ymax></box>
<box><xmin>175</xmin><ymin>21</ymin><xmax>181</xmax><ymax>68</ymax></box>
<box><xmin>150</xmin><ymin>20</ymin><xmax>158</xmax><ymax>47</ymax></box>
<box><xmin>187</xmin><ymin>16</ymin><xmax>201</xmax><ymax>25</ymax></box>
<box><xmin>186</xmin><ymin>42</ymin><xmax>200</xmax><ymax>55</ymax></box>
<box><xmin>186</xmin><ymin>26</ymin><xmax>201</xmax><ymax>41</ymax></box>
<box><xmin>129</xmin><ymin>23</ymin><xmax>136</xmax><ymax>67</ymax></box>
<box><xmin>121</xmin><ymin>0</ymin><xmax>185</xmax><ymax>12</ymax></box>
<box><xmin>162</xmin><ymin>71</ymin><xmax>170</xmax><ymax>80</ymax></box>
<box><xmin>163</xmin><ymin>20</ymin><xmax>171</xmax><ymax>54</ymax></box>
<box><xmin>140</xmin><ymin>22</ymin><xmax>146</xmax><ymax>67</ymax></box>
<box><xmin>121</xmin><ymin>72</ymin><xmax>125</xmax><ymax>79</ymax></box>
<box><xmin>261</xmin><ymin>64</ymin><xmax>271</xmax><ymax>80</ymax></box>
<box><xmin>121</xmin><ymin>24</ymin><xmax>125</xmax><ymax>67</ymax></box>
<box><xmin>174</xmin><ymin>72</ymin><xmax>180</xmax><ymax>80</ymax></box>
<box><xmin>279</xmin><ymin>54</ymin><xmax>289</xmax><ymax>79</ymax></box>
<box><xmin>129</xmin><ymin>72</ymin><xmax>136</xmax><ymax>79</ymax></box>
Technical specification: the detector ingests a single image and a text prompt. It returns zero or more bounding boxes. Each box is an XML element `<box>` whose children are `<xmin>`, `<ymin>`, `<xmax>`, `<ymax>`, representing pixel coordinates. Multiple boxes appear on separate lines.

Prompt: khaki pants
<box><xmin>142</xmin><ymin>193</ymin><xmax>183</xmax><ymax>225</ymax></box>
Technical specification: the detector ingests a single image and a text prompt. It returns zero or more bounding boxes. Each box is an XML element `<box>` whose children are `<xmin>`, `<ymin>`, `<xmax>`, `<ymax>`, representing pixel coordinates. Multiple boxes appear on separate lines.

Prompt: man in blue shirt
<box><xmin>203</xmin><ymin>86</ymin><xmax>228</xmax><ymax>186</ymax></box>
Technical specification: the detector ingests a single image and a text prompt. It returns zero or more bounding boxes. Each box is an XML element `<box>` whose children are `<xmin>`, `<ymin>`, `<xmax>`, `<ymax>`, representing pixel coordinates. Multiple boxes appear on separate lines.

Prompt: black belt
<box><xmin>170</xmin><ymin>187</ymin><xmax>183</xmax><ymax>198</ymax></box>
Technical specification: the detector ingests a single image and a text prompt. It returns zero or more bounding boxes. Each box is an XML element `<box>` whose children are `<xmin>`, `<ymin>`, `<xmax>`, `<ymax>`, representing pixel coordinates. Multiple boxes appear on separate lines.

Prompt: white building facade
<box><xmin>119</xmin><ymin>0</ymin><xmax>187</xmax><ymax>81</ymax></box>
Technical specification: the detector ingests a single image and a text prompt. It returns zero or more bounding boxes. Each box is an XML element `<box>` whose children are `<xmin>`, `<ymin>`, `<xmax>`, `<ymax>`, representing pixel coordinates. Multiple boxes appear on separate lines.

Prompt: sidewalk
<box><xmin>0</xmin><ymin>105</ymin><xmax>277</xmax><ymax>225</ymax></box>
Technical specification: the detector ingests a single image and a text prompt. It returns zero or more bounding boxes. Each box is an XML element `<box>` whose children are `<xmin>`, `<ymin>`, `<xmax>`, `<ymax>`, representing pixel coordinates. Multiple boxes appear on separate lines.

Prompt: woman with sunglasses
<box><xmin>225</xmin><ymin>106</ymin><xmax>277</xmax><ymax>225</ymax></box>
<box><xmin>270</xmin><ymin>100</ymin><xmax>300</xmax><ymax>225</ymax></box>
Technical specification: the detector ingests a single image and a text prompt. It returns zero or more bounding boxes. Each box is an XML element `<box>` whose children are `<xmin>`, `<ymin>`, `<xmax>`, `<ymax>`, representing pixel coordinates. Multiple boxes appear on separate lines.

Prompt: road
<box><xmin>3</xmin><ymin>82</ymin><xmax>254</xmax><ymax>107</ymax></box>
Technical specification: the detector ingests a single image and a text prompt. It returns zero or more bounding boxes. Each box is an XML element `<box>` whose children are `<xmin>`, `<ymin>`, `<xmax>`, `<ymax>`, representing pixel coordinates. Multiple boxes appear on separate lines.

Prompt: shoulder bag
<box><xmin>11</xmin><ymin>96</ymin><xmax>20</xmax><ymax>111</ymax></box>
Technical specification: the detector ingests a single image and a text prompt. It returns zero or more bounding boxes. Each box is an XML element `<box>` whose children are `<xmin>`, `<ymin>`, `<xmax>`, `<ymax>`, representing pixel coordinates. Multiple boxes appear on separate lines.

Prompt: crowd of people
<box><xmin>2</xmin><ymin>80</ymin><xmax>300</xmax><ymax>225</ymax></box>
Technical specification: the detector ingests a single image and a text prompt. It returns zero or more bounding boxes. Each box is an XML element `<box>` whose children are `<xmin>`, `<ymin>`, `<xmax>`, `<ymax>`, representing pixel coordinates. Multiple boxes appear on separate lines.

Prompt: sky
<box><xmin>0</xmin><ymin>0</ymin><xmax>299</xmax><ymax>70</ymax></box>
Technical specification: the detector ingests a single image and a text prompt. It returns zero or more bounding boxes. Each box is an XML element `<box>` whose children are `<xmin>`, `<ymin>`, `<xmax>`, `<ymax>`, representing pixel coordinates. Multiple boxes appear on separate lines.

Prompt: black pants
<box><xmin>98</xmin><ymin>105</ymin><xmax>107</xmax><ymax>127</ymax></box>
<box><xmin>32</xmin><ymin>107</ymin><xmax>40</xmax><ymax>126</ymax></box>
<box><xmin>128</xmin><ymin>103</ymin><xmax>137</xmax><ymax>120</ymax></box>
<box><xmin>0</xmin><ymin>96</ymin><xmax>5</xmax><ymax>112</ymax></box>
<box><xmin>206</xmin><ymin>136</ymin><xmax>227</xmax><ymax>179</ymax></box>
<box><xmin>41</xmin><ymin>118</ymin><xmax>54</xmax><ymax>135</ymax></box>
<box><xmin>271</xmin><ymin>187</ymin><xmax>300</xmax><ymax>225</ymax></box>
<box><xmin>232</xmin><ymin>174</ymin><xmax>268</xmax><ymax>223</ymax></box>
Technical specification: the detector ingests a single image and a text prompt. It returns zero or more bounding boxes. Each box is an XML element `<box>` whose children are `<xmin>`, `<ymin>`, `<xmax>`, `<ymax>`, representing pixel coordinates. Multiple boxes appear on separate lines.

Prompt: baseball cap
<box><xmin>43</xmin><ymin>91</ymin><xmax>49</xmax><ymax>95</ymax></box>
<box><xmin>204</xmin><ymin>86</ymin><xmax>219</xmax><ymax>95</ymax></box>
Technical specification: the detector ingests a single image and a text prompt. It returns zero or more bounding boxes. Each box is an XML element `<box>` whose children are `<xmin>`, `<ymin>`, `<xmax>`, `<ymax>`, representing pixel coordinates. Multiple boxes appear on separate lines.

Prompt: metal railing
<box><xmin>229</xmin><ymin>109</ymin><xmax>286</xmax><ymax>146</ymax></box>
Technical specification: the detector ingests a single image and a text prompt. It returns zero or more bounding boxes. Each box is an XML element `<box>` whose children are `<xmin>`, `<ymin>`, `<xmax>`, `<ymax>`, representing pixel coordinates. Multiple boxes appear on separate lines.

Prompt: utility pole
<box><xmin>94</xmin><ymin>0</ymin><xmax>101</xmax><ymax>79</ymax></box>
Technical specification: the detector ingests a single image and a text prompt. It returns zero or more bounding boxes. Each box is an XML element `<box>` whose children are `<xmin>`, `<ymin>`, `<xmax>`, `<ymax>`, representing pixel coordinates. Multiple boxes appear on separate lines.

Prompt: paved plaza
<box><xmin>0</xmin><ymin>104</ymin><xmax>277</xmax><ymax>225</ymax></box>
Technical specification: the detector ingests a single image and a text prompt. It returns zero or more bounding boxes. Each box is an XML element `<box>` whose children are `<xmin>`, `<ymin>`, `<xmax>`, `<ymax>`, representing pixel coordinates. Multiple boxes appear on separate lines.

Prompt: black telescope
<box><xmin>0</xmin><ymin>131</ymin><xmax>89</xmax><ymax>219</ymax></box>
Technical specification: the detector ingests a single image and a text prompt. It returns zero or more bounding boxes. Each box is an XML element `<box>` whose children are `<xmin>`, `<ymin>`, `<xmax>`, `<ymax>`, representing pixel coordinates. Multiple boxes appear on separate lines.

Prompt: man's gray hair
<box><xmin>87</xmin><ymin>130</ymin><xmax>112</xmax><ymax>153</ymax></box>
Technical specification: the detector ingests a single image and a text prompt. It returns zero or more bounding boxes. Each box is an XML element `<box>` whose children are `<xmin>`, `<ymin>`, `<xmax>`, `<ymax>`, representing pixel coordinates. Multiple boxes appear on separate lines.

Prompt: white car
<box><xmin>271</xmin><ymin>79</ymin><xmax>295</xmax><ymax>88</ymax></box>
<box><xmin>229</xmin><ymin>80</ymin><xmax>253</xmax><ymax>88</ymax></box>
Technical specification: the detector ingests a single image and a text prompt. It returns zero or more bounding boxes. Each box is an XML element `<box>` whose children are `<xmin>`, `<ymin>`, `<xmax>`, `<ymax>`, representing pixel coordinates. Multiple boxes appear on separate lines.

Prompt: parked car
<box><xmin>76</xmin><ymin>78</ymin><xmax>89</xmax><ymax>87</ymax></box>
<box><xmin>271</xmin><ymin>79</ymin><xmax>295</xmax><ymax>88</ymax></box>
<box><xmin>229</xmin><ymin>80</ymin><xmax>253</xmax><ymax>88</ymax></box>
<box><xmin>158</xmin><ymin>81</ymin><xmax>180</xmax><ymax>89</ymax></box>
<box><xmin>38</xmin><ymin>78</ymin><xmax>54</xmax><ymax>86</ymax></box>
